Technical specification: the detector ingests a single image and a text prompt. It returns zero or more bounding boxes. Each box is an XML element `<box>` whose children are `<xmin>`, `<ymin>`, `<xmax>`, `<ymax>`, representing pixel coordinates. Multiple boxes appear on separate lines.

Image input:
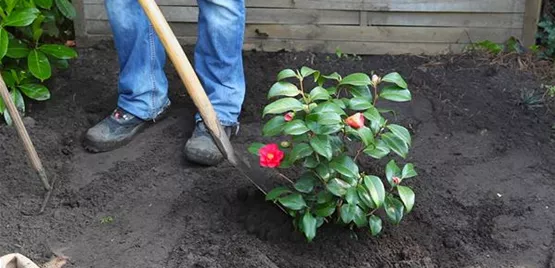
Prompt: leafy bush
<box><xmin>249</xmin><ymin>67</ymin><xmax>417</xmax><ymax>241</ymax></box>
<box><xmin>0</xmin><ymin>0</ymin><xmax>77</xmax><ymax>125</ymax></box>
<box><xmin>537</xmin><ymin>16</ymin><xmax>555</xmax><ymax>58</ymax></box>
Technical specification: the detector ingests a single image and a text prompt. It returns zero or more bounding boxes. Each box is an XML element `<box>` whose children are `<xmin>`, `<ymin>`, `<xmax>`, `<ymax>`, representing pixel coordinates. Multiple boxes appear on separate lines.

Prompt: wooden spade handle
<box><xmin>0</xmin><ymin>74</ymin><xmax>51</xmax><ymax>190</ymax></box>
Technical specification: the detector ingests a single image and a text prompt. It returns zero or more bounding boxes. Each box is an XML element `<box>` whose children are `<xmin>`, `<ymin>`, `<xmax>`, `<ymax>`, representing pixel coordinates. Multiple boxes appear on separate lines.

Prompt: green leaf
<box><xmin>300</xmin><ymin>66</ymin><xmax>316</xmax><ymax>78</ymax></box>
<box><xmin>331</xmin><ymin>99</ymin><xmax>346</xmax><ymax>109</ymax></box>
<box><xmin>382</xmin><ymin>132</ymin><xmax>409</xmax><ymax>158</ymax></box>
<box><xmin>294</xmin><ymin>173</ymin><xmax>317</xmax><ymax>193</ymax></box>
<box><xmin>316</xmin><ymin>112</ymin><xmax>342</xmax><ymax>125</ymax></box>
<box><xmin>402</xmin><ymin>163</ymin><xmax>418</xmax><ymax>179</ymax></box>
<box><xmin>385</xmin><ymin>159</ymin><xmax>402</xmax><ymax>185</ymax></box>
<box><xmin>55</xmin><ymin>0</ymin><xmax>77</xmax><ymax>19</ymax></box>
<box><xmin>369</xmin><ymin>215</ymin><xmax>383</xmax><ymax>236</ymax></box>
<box><xmin>315</xmin><ymin>201</ymin><xmax>336</xmax><ymax>217</ymax></box>
<box><xmin>4</xmin><ymin>107</ymin><xmax>12</xmax><ymax>126</ymax></box>
<box><xmin>267</xmin><ymin>81</ymin><xmax>300</xmax><ymax>99</ymax></box>
<box><xmin>18</xmin><ymin>84</ymin><xmax>50</xmax><ymax>101</ymax></box>
<box><xmin>380</xmin><ymin>85</ymin><xmax>411</xmax><ymax>102</ymax></box>
<box><xmin>263</xmin><ymin>116</ymin><xmax>285</xmax><ymax>137</ymax></box>
<box><xmin>363</xmin><ymin>139</ymin><xmax>390</xmax><ymax>159</ymax></box>
<box><xmin>339</xmin><ymin>73</ymin><xmax>371</xmax><ymax>86</ymax></box>
<box><xmin>11</xmin><ymin>88</ymin><xmax>25</xmax><ymax>116</ymax></box>
<box><xmin>309</xmin><ymin>86</ymin><xmax>330</xmax><ymax>101</ymax></box>
<box><xmin>302</xmin><ymin>212</ymin><xmax>317</xmax><ymax>242</ymax></box>
<box><xmin>52</xmin><ymin>59</ymin><xmax>69</xmax><ymax>69</ymax></box>
<box><xmin>345</xmin><ymin>187</ymin><xmax>359</xmax><ymax>205</ymax></box>
<box><xmin>35</xmin><ymin>0</ymin><xmax>53</xmax><ymax>9</ymax></box>
<box><xmin>289</xmin><ymin>143</ymin><xmax>313</xmax><ymax>162</ymax></box>
<box><xmin>283</xmin><ymin>119</ymin><xmax>310</xmax><ymax>135</ymax></box>
<box><xmin>310</xmin><ymin>135</ymin><xmax>333</xmax><ymax>161</ymax></box>
<box><xmin>363</xmin><ymin>106</ymin><xmax>382</xmax><ymax>122</ymax></box>
<box><xmin>0</xmin><ymin>94</ymin><xmax>4</xmax><ymax>114</ymax></box>
<box><xmin>3</xmin><ymin>8</ymin><xmax>40</xmax><ymax>27</ymax></box>
<box><xmin>38</xmin><ymin>44</ymin><xmax>77</xmax><ymax>59</ymax></box>
<box><xmin>322</xmin><ymin>72</ymin><xmax>341</xmax><ymax>81</ymax></box>
<box><xmin>316</xmin><ymin>191</ymin><xmax>333</xmax><ymax>204</ymax></box>
<box><xmin>313</xmin><ymin>101</ymin><xmax>346</xmax><ymax>116</ymax></box>
<box><xmin>277</xmin><ymin>69</ymin><xmax>297</xmax><ymax>81</ymax></box>
<box><xmin>265</xmin><ymin>186</ymin><xmax>291</xmax><ymax>201</ymax></box>
<box><xmin>0</xmin><ymin>28</ymin><xmax>8</xmax><ymax>60</ymax></box>
<box><xmin>397</xmin><ymin>186</ymin><xmax>415</xmax><ymax>213</ymax></box>
<box><xmin>357</xmin><ymin>185</ymin><xmax>374</xmax><ymax>209</ymax></box>
<box><xmin>382</xmin><ymin>72</ymin><xmax>408</xmax><ymax>88</ymax></box>
<box><xmin>263</xmin><ymin>97</ymin><xmax>304</xmax><ymax>116</ymax></box>
<box><xmin>349</xmin><ymin>85</ymin><xmax>373</xmax><ymax>101</ymax></box>
<box><xmin>330</xmin><ymin>155</ymin><xmax>359</xmax><ymax>179</ymax></box>
<box><xmin>364</xmin><ymin>175</ymin><xmax>385</xmax><ymax>208</ymax></box>
<box><xmin>28</xmin><ymin>49</ymin><xmax>51</xmax><ymax>81</ymax></box>
<box><xmin>303</xmin><ymin>155</ymin><xmax>319</xmax><ymax>168</ymax></box>
<box><xmin>357</xmin><ymin>127</ymin><xmax>375</xmax><ymax>146</ymax></box>
<box><xmin>315</xmin><ymin>164</ymin><xmax>331</xmax><ymax>182</ymax></box>
<box><xmin>6</xmin><ymin>38</ymin><xmax>30</xmax><ymax>58</ymax></box>
<box><xmin>385</xmin><ymin>196</ymin><xmax>404</xmax><ymax>224</ymax></box>
<box><xmin>340</xmin><ymin>204</ymin><xmax>356</xmax><ymax>223</ymax></box>
<box><xmin>327</xmin><ymin>178</ymin><xmax>350</xmax><ymax>197</ymax></box>
<box><xmin>278</xmin><ymin>193</ymin><xmax>307</xmax><ymax>210</ymax></box>
<box><xmin>348</xmin><ymin>97</ymin><xmax>373</xmax><ymax>110</ymax></box>
<box><xmin>353</xmin><ymin>205</ymin><xmax>367</xmax><ymax>228</ymax></box>
<box><xmin>247</xmin><ymin>142</ymin><xmax>265</xmax><ymax>155</ymax></box>
<box><xmin>387</xmin><ymin>124</ymin><xmax>411</xmax><ymax>146</ymax></box>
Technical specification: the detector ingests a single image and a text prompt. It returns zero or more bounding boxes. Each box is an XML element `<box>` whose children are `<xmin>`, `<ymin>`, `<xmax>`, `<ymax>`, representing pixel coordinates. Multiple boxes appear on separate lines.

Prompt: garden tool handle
<box><xmin>137</xmin><ymin>0</ymin><xmax>239</xmax><ymax>165</ymax></box>
<box><xmin>0</xmin><ymin>74</ymin><xmax>51</xmax><ymax>190</ymax></box>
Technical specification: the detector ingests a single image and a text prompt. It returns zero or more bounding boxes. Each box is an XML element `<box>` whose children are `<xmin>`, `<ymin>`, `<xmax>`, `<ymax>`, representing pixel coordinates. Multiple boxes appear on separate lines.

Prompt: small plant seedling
<box><xmin>249</xmin><ymin>67</ymin><xmax>417</xmax><ymax>242</ymax></box>
<box><xmin>100</xmin><ymin>216</ymin><xmax>114</xmax><ymax>224</ymax></box>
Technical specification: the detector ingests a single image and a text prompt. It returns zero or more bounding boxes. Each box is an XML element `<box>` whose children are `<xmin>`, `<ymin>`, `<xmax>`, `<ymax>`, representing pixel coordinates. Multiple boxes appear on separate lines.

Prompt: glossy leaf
<box><xmin>55</xmin><ymin>0</ymin><xmax>77</xmax><ymax>19</ymax></box>
<box><xmin>315</xmin><ymin>164</ymin><xmax>332</xmax><ymax>182</ymax></box>
<box><xmin>357</xmin><ymin>127</ymin><xmax>375</xmax><ymax>146</ymax></box>
<box><xmin>382</xmin><ymin>132</ymin><xmax>408</xmax><ymax>158</ymax></box>
<box><xmin>345</xmin><ymin>187</ymin><xmax>359</xmax><ymax>205</ymax></box>
<box><xmin>28</xmin><ymin>49</ymin><xmax>51</xmax><ymax>81</ymax></box>
<box><xmin>316</xmin><ymin>191</ymin><xmax>333</xmax><ymax>204</ymax></box>
<box><xmin>294</xmin><ymin>173</ymin><xmax>317</xmax><ymax>193</ymax></box>
<box><xmin>387</xmin><ymin>124</ymin><xmax>411</xmax><ymax>146</ymax></box>
<box><xmin>277</xmin><ymin>68</ymin><xmax>297</xmax><ymax>81</ymax></box>
<box><xmin>289</xmin><ymin>143</ymin><xmax>313</xmax><ymax>162</ymax></box>
<box><xmin>380</xmin><ymin>85</ymin><xmax>411</xmax><ymax>102</ymax></box>
<box><xmin>35</xmin><ymin>0</ymin><xmax>53</xmax><ymax>9</ymax></box>
<box><xmin>339</xmin><ymin>73</ymin><xmax>371</xmax><ymax>86</ymax></box>
<box><xmin>0</xmin><ymin>28</ymin><xmax>7</xmax><ymax>60</ymax></box>
<box><xmin>247</xmin><ymin>142</ymin><xmax>265</xmax><ymax>155</ymax></box>
<box><xmin>397</xmin><ymin>185</ymin><xmax>415</xmax><ymax>213</ymax></box>
<box><xmin>300</xmin><ymin>66</ymin><xmax>317</xmax><ymax>78</ymax></box>
<box><xmin>309</xmin><ymin>86</ymin><xmax>331</xmax><ymax>101</ymax></box>
<box><xmin>385</xmin><ymin>159</ymin><xmax>401</xmax><ymax>185</ymax></box>
<box><xmin>363</xmin><ymin>140</ymin><xmax>390</xmax><ymax>159</ymax></box>
<box><xmin>265</xmin><ymin>186</ymin><xmax>291</xmax><ymax>201</ymax></box>
<box><xmin>262</xmin><ymin>97</ymin><xmax>304</xmax><ymax>116</ymax></box>
<box><xmin>353</xmin><ymin>205</ymin><xmax>367</xmax><ymax>227</ymax></box>
<box><xmin>340</xmin><ymin>204</ymin><xmax>356</xmax><ymax>223</ymax></box>
<box><xmin>38</xmin><ymin>44</ymin><xmax>77</xmax><ymax>59</ymax></box>
<box><xmin>316</xmin><ymin>112</ymin><xmax>342</xmax><ymax>125</ymax></box>
<box><xmin>3</xmin><ymin>8</ymin><xmax>40</xmax><ymax>27</ymax></box>
<box><xmin>330</xmin><ymin>155</ymin><xmax>359</xmax><ymax>179</ymax></box>
<box><xmin>382</xmin><ymin>72</ymin><xmax>408</xmax><ymax>88</ymax></box>
<box><xmin>6</xmin><ymin>38</ymin><xmax>30</xmax><ymax>58</ymax></box>
<box><xmin>279</xmin><ymin>193</ymin><xmax>307</xmax><ymax>210</ymax></box>
<box><xmin>327</xmin><ymin>178</ymin><xmax>350</xmax><ymax>197</ymax></box>
<box><xmin>314</xmin><ymin>201</ymin><xmax>336</xmax><ymax>217</ymax></box>
<box><xmin>312</xmin><ymin>101</ymin><xmax>346</xmax><ymax>116</ymax></box>
<box><xmin>322</xmin><ymin>72</ymin><xmax>341</xmax><ymax>81</ymax></box>
<box><xmin>364</xmin><ymin>175</ymin><xmax>385</xmax><ymax>208</ymax></box>
<box><xmin>262</xmin><ymin>116</ymin><xmax>285</xmax><ymax>137</ymax></box>
<box><xmin>310</xmin><ymin>135</ymin><xmax>333</xmax><ymax>160</ymax></box>
<box><xmin>11</xmin><ymin>88</ymin><xmax>25</xmax><ymax>116</ymax></box>
<box><xmin>283</xmin><ymin>119</ymin><xmax>310</xmax><ymax>135</ymax></box>
<box><xmin>349</xmin><ymin>85</ymin><xmax>373</xmax><ymax>101</ymax></box>
<box><xmin>369</xmin><ymin>215</ymin><xmax>383</xmax><ymax>236</ymax></box>
<box><xmin>267</xmin><ymin>82</ymin><xmax>300</xmax><ymax>99</ymax></box>
<box><xmin>357</xmin><ymin>185</ymin><xmax>374</xmax><ymax>209</ymax></box>
<box><xmin>402</xmin><ymin>163</ymin><xmax>418</xmax><ymax>179</ymax></box>
<box><xmin>303</xmin><ymin>155</ymin><xmax>319</xmax><ymax>168</ymax></box>
<box><xmin>18</xmin><ymin>84</ymin><xmax>50</xmax><ymax>101</ymax></box>
<box><xmin>385</xmin><ymin>196</ymin><xmax>404</xmax><ymax>224</ymax></box>
<box><xmin>302</xmin><ymin>212</ymin><xmax>317</xmax><ymax>242</ymax></box>
<box><xmin>349</xmin><ymin>97</ymin><xmax>373</xmax><ymax>110</ymax></box>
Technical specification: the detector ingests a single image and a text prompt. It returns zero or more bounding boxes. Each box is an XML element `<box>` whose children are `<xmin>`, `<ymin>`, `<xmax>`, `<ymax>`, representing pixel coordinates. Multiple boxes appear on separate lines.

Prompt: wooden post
<box><xmin>522</xmin><ymin>0</ymin><xmax>542</xmax><ymax>47</ymax></box>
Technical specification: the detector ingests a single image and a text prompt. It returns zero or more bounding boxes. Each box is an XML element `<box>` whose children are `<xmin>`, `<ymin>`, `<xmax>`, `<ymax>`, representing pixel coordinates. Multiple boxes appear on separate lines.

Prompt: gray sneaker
<box><xmin>183</xmin><ymin>121</ymin><xmax>239</xmax><ymax>166</ymax></box>
<box><xmin>83</xmin><ymin>103</ymin><xmax>170</xmax><ymax>153</ymax></box>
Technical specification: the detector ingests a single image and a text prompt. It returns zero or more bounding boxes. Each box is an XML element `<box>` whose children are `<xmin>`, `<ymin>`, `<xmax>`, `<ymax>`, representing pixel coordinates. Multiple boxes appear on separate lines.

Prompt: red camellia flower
<box><xmin>345</xmin><ymin>112</ymin><xmax>365</xmax><ymax>129</ymax></box>
<box><xmin>284</xmin><ymin>112</ymin><xmax>294</xmax><ymax>122</ymax></box>
<box><xmin>259</xmin><ymin>143</ymin><xmax>284</xmax><ymax>168</ymax></box>
<box><xmin>392</xmin><ymin>176</ymin><xmax>401</xmax><ymax>185</ymax></box>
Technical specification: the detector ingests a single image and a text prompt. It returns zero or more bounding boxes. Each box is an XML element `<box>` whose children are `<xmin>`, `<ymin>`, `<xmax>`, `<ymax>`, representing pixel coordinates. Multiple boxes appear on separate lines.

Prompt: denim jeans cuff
<box><xmin>194</xmin><ymin>114</ymin><xmax>238</xmax><ymax>127</ymax></box>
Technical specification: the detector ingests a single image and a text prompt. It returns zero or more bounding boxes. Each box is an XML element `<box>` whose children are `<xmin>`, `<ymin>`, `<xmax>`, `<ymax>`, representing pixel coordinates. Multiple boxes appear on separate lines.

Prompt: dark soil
<box><xmin>1</xmin><ymin>40</ymin><xmax>555</xmax><ymax>268</ymax></box>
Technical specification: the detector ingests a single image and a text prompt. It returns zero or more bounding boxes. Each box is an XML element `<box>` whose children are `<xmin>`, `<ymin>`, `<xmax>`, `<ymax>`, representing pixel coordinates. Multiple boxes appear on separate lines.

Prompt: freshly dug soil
<box><xmin>1</xmin><ymin>40</ymin><xmax>555</xmax><ymax>268</ymax></box>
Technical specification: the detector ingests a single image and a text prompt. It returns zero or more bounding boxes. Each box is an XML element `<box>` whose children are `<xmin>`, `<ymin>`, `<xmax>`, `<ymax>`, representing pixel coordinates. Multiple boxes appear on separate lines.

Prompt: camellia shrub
<box><xmin>249</xmin><ymin>67</ymin><xmax>417</xmax><ymax>241</ymax></box>
<box><xmin>0</xmin><ymin>0</ymin><xmax>77</xmax><ymax>124</ymax></box>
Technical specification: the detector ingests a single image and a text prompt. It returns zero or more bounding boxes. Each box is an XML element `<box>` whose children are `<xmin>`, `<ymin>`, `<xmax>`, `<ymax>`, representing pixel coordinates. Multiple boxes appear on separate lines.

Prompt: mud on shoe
<box><xmin>83</xmin><ymin>103</ymin><xmax>170</xmax><ymax>153</ymax></box>
<box><xmin>183</xmin><ymin>121</ymin><xmax>239</xmax><ymax>166</ymax></box>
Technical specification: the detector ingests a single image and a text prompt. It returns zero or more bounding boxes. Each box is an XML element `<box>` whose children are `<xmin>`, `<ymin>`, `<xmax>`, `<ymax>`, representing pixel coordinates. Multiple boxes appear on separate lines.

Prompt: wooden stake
<box><xmin>0</xmin><ymin>74</ymin><xmax>51</xmax><ymax>191</ymax></box>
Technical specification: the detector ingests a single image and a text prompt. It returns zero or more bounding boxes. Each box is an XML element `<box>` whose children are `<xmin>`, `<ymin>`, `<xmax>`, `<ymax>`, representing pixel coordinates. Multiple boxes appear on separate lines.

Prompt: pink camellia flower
<box><xmin>284</xmin><ymin>112</ymin><xmax>294</xmax><ymax>122</ymax></box>
<box><xmin>259</xmin><ymin>144</ymin><xmax>284</xmax><ymax>168</ymax></box>
<box><xmin>345</xmin><ymin>112</ymin><xmax>365</xmax><ymax>129</ymax></box>
<box><xmin>392</xmin><ymin>176</ymin><xmax>401</xmax><ymax>185</ymax></box>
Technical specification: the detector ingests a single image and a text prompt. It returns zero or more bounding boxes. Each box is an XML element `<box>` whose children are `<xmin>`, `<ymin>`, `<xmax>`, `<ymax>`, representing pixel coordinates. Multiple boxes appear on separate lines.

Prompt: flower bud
<box><xmin>284</xmin><ymin>112</ymin><xmax>294</xmax><ymax>122</ymax></box>
<box><xmin>392</xmin><ymin>176</ymin><xmax>401</xmax><ymax>185</ymax></box>
<box><xmin>345</xmin><ymin>112</ymin><xmax>365</xmax><ymax>129</ymax></box>
<box><xmin>372</xmin><ymin>74</ymin><xmax>381</xmax><ymax>86</ymax></box>
<box><xmin>280</xmin><ymin>141</ymin><xmax>290</xmax><ymax>148</ymax></box>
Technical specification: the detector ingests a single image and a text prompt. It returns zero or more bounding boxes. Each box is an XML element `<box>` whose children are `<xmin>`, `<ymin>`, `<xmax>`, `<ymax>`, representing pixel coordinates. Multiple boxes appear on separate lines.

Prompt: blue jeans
<box><xmin>104</xmin><ymin>0</ymin><xmax>246</xmax><ymax>126</ymax></box>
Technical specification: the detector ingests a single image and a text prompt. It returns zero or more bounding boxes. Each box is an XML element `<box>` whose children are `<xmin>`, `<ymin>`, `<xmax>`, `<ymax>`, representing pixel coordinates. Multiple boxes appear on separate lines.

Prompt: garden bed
<box><xmin>1</xmin><ymin>41</ymin><xmax>555</xmax><ymax>267</ymax></box>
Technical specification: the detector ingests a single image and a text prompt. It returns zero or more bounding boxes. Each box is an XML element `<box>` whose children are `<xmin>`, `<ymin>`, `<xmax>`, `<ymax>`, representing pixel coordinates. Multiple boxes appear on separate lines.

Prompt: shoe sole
<box><xmin>83</xmin><ymin>106</ymin><xmax>171</xmax><ymax>153</ymax></box>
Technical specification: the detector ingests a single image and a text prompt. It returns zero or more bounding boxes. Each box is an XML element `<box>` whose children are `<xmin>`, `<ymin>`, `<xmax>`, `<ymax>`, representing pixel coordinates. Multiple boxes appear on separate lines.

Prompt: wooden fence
<box><xmin>74</xmin><ymin>0</ymin><xmax>542</xmax><ymax>55</ymax></box>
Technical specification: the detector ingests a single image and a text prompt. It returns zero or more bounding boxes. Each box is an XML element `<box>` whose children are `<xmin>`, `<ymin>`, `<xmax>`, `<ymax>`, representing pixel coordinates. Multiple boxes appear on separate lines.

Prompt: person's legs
<box><xmin>84</xmin><ymin>0</ymin><xmax>170</xmax><ymax>152</ymax></box>
<box><xmin>184</xmin><ymin>0</ymin><xmax>246</xmax><ymax>165</ymax></box>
